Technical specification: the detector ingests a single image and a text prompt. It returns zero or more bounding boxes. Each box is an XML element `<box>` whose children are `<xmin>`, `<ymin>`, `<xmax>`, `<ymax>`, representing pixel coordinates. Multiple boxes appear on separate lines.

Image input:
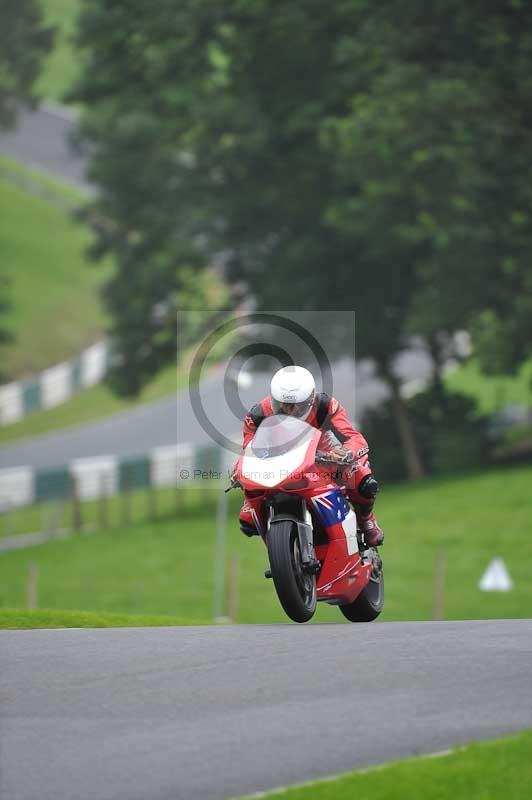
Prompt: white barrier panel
<box><xmin>70</xmin><ymin>456</ymin><xmax>118</xmax><ymax>501</ymax></box>
<box><xmin>41</xmin><ymin>362</ymin><xmax>72</xmax><ymax>409</ymax></box>
<box><xmin>80</xmin><ymin>342</ymin><xmax>107</xmax><ymax>388</ymax></box>
<box><xmin>0</xmin><ymin>383</ymin><xmax>24</xmax><ymax>425</ymax></box>
<box><xmin>0</xmin><ymin>467</ymin><xmax>34</xmax><ymax>510</ymax></box>
<box><xmin>151</xmin><ymin>444</ymin><xmax>194</xmax><ymax>488</ymax></box>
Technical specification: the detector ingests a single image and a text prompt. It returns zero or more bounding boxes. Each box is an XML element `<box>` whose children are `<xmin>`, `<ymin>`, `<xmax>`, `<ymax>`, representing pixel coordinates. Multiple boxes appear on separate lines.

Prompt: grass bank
<box><xmin>36</xmin><ymin>0</ymin><xmax>81</xmax><ymax>103</ymax></box>
<box><xmin>0</xmin><ymin>156</ymin><xmax>108</xmax><ymax>378</ymax></box>
<box><xmin>238</xmin><ymin>730</ymin><xmax>532</xmax><ymax>800</ymax></box>
<box><xmin>445</xmin><ymin>357</ymin><xmax>532</xmax><ymax>413</ymax></box>
<box><xmin>0</xmin><ymin>608</ymin><xmax>207</xmax><ymax>629</ymax></box>
<box><xmin>0</xmin><ymin>464</ymin><xmax>531</xmax><ymax>623</ymax></box>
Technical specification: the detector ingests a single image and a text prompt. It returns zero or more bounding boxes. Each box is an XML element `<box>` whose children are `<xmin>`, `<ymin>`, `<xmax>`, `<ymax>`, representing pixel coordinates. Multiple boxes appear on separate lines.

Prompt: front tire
<box><xmin>268</xmin><ymin>520</ymin><xmax>317</xmax><ymax>623</ymax></box>
<box><xmin>339</xmin><ymin>556</ymin><xmax>384</xmax><ymax>622</ymax></box>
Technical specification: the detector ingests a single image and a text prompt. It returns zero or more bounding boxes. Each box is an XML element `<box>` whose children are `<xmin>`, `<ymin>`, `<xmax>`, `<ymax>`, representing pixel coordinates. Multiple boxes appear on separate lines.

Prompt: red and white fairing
<box><xmin>236</xmin><ymin>416</ymin><xmax>373</xmax><ymax>606</ymax></box>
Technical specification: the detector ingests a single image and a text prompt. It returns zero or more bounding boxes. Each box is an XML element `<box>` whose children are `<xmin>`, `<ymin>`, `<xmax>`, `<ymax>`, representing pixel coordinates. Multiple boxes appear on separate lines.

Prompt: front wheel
<box><xmin>268</xmin><ymin>520</ymin><xmax>317</xmax><ymax>623</ymax></box>
<box><xmin>339</xmin><ymin>555</ymin><xmax>384</xmax><ymax>622</ymax></box>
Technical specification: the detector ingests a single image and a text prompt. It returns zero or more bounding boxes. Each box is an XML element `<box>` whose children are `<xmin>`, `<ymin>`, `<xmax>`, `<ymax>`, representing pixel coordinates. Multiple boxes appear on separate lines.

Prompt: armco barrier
<box><xmin>0</xmin><ymin>341</ymin><xmax>109</xmax><ymax>426</ymax></box>
<box><xmin>0</xmin><ymin>441</ymin><xmax>231</xmax><ymax>512</ymax></box>
<box><xmin>0</xmin><ymin>298</ymin><xmax>245</xmax><ymax>427</ymax></box>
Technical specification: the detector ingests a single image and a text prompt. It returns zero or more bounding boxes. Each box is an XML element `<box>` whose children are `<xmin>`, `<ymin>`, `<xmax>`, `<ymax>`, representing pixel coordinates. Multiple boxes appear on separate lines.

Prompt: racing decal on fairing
<box><xmin>311</xmin><ymin>490</ymin><xmax>350</xmax><ymax>528</ymax></box>
<box><xmin>342</xmin><ymin>509</ymin><xmax>359</xmax><ymax>555</ymax></box>
<box><xmin>318</xmin><ymin>561</ymin><xmax>359</xmax><ymax>592</ymax></box>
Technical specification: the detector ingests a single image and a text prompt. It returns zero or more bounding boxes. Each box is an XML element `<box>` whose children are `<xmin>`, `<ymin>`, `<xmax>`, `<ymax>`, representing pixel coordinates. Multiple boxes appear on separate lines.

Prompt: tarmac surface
<box><xmin>2</xmin><ymin>619</ymin><xmax>532</xmax><ymax>800</ymax></box>
<box><xmin>0</xmin><ymin>104</ymin><xmax>89</xmax><ymax>190</ymax></box>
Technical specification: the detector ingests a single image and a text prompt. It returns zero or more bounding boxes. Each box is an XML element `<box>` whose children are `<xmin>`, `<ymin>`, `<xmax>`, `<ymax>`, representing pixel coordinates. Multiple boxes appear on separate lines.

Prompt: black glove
<box><xmin>230</xmin><ymin>468</ymin><xmax>242</xmax><ymax>487</ymax></box>
<box><xmin>316</xmin><ymin>446</ymin><xmax>355</xmax><ymax>466</ymax></box>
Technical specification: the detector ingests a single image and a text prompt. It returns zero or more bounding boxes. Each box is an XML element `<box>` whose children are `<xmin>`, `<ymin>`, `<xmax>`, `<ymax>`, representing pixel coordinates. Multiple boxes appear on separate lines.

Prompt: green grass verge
<box><xmin>0</xmin><ymin>608</ymin><xmax>207</xmax><ymax>629</ymax></box>
<box><xmin>0</xmin><ymin>153</ymin><xmax>85</xmax><ymax>205</ymax></box>
<box><xmin>0</xmin><ymin>156</ymin><xmax>109</xmax><ymax>378</ymax></box>
<box><xmin>0</xmin><ymin>464</ymin><xmax>531</xmax><ymax>623</ymax></box>
<box><xmin>238</xmin><ymin>730</ymin><xmax>532</xmax><ymax>800</ymax></box>
<box><xmin>445</xmin><ymin>357</ymin><xmax>532</xmax><ymax>414</ymax></box>
<box><xmin>0</xmin><ymin>483</ymin><xmax>218</xmax><ymax>539</ymax></box>
<box><xmin>36</xmin><ymin>0</ymin><xmax>81</xmax><ymax>103</ymax></box>
<box><xmin>501</xmin><ymin>423</ymin><xmax>532</xmax><ymax>447</ymax></box>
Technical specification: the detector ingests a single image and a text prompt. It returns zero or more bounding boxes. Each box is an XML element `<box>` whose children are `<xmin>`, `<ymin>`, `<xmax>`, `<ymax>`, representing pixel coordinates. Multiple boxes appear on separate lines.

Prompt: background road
<box><xmin>0</xmin><ymin>105</ymin><xmax>89</xmax><ymax>191</ymax></box>
<box><xmin>0</xmin><ymin>353</ymin><xmax>432</xmax><ymax>470</ymax></box>
<box><xmin>2</xmin><ymin>620</ymin><xmax>532</xmax><ymax>800</ymax></box>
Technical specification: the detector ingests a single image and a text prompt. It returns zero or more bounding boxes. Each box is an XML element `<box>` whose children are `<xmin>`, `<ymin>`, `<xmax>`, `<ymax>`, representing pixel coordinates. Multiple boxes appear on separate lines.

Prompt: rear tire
<box><xmin>339</xmin><ymin>559</ymin><xmax>384</xmax><ymax>622</ymax></box>
<box><xmin>268</xmin><ymin>520</ymin><xmax>317</xmax><ymax>623</ymax></box>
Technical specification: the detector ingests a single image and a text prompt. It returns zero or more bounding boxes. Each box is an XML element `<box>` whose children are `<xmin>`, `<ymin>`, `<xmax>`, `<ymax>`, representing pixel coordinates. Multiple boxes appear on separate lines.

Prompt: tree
<box><xmin>0</xmin><ymin>0</ymin><xmax>53</xmax><ymax>374</ymax></box>
<box><xmin>320</xmin><ymin>1</ymin><xmax>532</xmax><ymax>382</ymax></box>
<box><xmin>72</xmin><ymin>1</ymin><xmax>532</xmax><ymax>475</ymax></box>
<box><xmin>72</xmin><ymin>0</ymin><xmax>424</xmax><ymax>441</ymax></box>
<box><xmin>0</xmin><ymin>0</ymin><xmax>54</xmax><ymax>128</ymax></box>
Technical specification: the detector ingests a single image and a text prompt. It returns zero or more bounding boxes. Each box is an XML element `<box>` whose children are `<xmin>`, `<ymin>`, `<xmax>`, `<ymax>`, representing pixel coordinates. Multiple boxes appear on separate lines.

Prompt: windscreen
<box><xmin>242</xmin><ymin>415</ymin><xmax>318</xmax><ymax>488</ymax></box>
<box><xmin>249</xmin><ymin>414</ymin><xmax>316</xmax><ymax>459</ymax></box>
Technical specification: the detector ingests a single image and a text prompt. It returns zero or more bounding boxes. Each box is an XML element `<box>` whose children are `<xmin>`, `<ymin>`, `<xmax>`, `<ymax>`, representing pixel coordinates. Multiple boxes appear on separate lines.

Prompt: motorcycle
<box><xmin>230</xmin><ymin>414</ymin><xmax>384</xmax><ymax>623</ymax></box>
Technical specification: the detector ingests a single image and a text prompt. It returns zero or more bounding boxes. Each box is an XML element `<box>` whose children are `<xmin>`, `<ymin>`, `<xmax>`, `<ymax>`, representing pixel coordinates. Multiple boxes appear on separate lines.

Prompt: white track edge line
<box><xmin>231</xmin><ymin>748</ymin><xmax>455</xmax><ymax>799</ymax></box>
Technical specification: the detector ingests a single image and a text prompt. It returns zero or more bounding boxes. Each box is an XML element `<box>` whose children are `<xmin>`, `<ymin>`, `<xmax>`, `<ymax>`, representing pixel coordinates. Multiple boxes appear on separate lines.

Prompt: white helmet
<box><xmin>270</xmin><ymin>365</ymin><xmax>316</xmax><ymax>420</ymax></box>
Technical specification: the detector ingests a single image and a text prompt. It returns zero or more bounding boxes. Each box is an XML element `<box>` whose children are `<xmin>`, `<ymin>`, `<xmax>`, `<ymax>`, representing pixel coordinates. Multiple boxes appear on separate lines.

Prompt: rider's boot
<box><xmin>351</xmin><ymin>474</ymin><xmax>383</xmax><ymax>547</ymax></box>
<box><xmin>356</xmin><ymin>505</ymin><xmax>384</xmax><ymax>547</ymax></box>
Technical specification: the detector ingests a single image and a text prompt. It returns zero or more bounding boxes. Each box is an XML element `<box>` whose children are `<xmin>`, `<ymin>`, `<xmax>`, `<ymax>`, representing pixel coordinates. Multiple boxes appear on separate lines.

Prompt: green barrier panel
<box><xmin>119</xmin><ymin>456</ymin><xmax>151</xmax><ymax>491</ymax></box>
<box><xmin>104</xmin><ymin>344</ymin><xmax>113</xmax><ymax>371</ymax></box>
<box><xmin>193</xmin><ymin>445</ymin><xmax>222</xmax><ymax>479</ymax></box>
<box><xmin>35</xmin><ymin>467</ymin><xmax>71</xmax><ymax>502</ymax></box>
<box><xmin>22</xmin><ymin>381</ymin><xmax>41</xmax><ymax>414</ymax></box>
<box><xmin>71</xmin><ymin>358</ymin><xmax>83</xmax><ymax>392</ymax></box>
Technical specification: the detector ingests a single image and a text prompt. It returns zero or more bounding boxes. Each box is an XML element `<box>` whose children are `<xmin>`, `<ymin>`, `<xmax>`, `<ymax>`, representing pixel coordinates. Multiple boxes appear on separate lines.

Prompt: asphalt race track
<box><xmin>2</xmin><ymin>620</ymin><xmax>532</xmax><ymax>800</ymax></box>
<box><xmin>0</xmin><ymin>105</ymin><xmax>89</xmax><ymax>191</ymax></box>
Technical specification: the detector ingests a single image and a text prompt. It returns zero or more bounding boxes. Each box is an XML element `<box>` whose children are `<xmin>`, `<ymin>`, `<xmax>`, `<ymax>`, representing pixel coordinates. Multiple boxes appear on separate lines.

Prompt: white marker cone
<box><xmin>479</xmin><ymin>557</ymin><xmax>513</xmax><ymax>592</ymax></box>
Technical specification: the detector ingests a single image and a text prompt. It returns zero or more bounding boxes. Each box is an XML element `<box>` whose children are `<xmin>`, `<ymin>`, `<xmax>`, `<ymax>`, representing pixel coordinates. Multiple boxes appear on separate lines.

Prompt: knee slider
<box><xmin>358</xmin><ymin>474</ymin><xmax>380</xmax><ymax>500</ymax></box>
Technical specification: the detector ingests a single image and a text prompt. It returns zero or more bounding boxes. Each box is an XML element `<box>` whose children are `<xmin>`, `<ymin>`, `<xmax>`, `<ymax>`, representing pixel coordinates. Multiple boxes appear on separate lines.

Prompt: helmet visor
<box><xmin>272</xmin><ymin>394</ymin><xmax>315</xmax><ymax>418</ymax></box>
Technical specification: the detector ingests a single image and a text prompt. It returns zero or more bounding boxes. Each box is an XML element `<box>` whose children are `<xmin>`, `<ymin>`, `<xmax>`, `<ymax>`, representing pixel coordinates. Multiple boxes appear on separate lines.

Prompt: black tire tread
<box><xmin>339</xmin><ymin>573</ymin><xmax>384</xmax><ymax>623</ymax></box>
<box><xmin>268</xmin><ymin>520</ymin><xmax>316</xmax><ymax>623</ymax></box>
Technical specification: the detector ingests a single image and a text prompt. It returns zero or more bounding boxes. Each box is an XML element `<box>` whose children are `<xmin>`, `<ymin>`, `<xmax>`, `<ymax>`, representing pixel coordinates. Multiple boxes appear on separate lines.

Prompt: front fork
<box><xmin>268</xmin><ymin>507</ymin><xmax>319</xmax><ymax>574</ymax></box>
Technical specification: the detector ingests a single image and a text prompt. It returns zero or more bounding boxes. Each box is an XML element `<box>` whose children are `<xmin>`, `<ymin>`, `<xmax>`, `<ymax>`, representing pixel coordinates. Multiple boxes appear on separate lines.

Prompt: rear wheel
<box><xmin>268</xmin><ymin>520</ymin><xmax>317</xmax><ymax>623</ymax></box>
<box><xmin>339</xmin><ymin>554</ymin><xmax>384</xmax><ymax>622</ymax></box>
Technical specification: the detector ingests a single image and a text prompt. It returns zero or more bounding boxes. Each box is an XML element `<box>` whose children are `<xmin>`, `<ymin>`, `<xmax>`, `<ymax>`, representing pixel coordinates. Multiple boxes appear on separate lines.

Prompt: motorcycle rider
<box><xmin>236</xmin><ymin>365</ymin><xmax>384</xmax><ymax>547</ymax></box>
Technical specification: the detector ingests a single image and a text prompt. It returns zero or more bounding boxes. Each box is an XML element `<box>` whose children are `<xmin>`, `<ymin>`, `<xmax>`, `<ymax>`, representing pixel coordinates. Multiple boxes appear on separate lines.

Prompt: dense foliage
<box><xmin>363</xmin><ymin>387</ymin><xmax>491</xmax><ymax>481</ymax></box>
<box><xmin>0</xmin><ymin>0</ymin><xmax>53</xmax><ymax>128</ymax></box>
<box><xmin>71</xmin><ymin>0</ymin><xmax>532</xmax><ymax>470</ymax></box>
